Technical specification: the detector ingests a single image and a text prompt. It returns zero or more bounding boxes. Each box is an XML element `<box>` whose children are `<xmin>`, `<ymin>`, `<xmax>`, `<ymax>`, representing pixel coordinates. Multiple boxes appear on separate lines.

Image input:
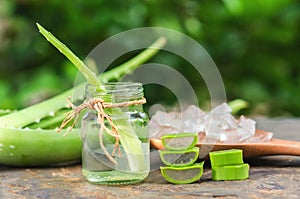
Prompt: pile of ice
<box><xmin>149</xmin><ymin>103</ymin><xmax>273</xmax><ymax>143</ymax></box>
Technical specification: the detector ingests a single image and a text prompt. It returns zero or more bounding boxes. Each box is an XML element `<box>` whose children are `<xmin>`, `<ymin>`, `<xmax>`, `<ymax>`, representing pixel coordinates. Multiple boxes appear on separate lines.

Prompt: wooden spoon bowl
<box><xmin>150</xmin><ymin>130</ymin><xmax>300</xmax><ymax>158</ymax></box>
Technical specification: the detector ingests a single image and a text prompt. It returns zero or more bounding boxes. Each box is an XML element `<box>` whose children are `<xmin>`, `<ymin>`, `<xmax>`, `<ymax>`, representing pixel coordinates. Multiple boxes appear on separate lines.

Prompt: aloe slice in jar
<box><xmin>159</xmin><ymin>147</ymin><xmax>199</xmax><ymax>167</ymax></box>
<box><xmin>212</xmin><ymin>164</ymin><xmax>249</xmax><ymax>181</ymax></box>
<box><xmin>160</xmin><ymin>162</ymin><xmax>204</xmax><ymax>184</ymax></box>
<box><xmin>161</xmin><ymin>133</ymin><xmax>198</xmax><ymax>151</ymax></box>
<box><xmin>209</xmin><ymin>149</ymin><xmax>244</xmax><ymax>167</ymax></box>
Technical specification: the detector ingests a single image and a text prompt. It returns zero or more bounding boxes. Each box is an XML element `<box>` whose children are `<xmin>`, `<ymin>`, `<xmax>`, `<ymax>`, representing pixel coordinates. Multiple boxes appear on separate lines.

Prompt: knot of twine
<box><xmin>57</xmin><ymin>96</ymin><xmax>146</xmax><ymax>165</ymax></box>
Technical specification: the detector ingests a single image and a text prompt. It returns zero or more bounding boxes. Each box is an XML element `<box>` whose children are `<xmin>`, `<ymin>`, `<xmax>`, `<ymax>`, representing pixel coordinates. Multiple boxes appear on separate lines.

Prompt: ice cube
<box><xmin>223</xmin><ymin>114</ymin><xmax>239</xmax><ymax>130</ymax></box>
<box><xmin>149</xmin><ymin>120</ymin><xmax>161</xmax><ymax>138</ymax></box>
<box><xmin>204</xmin><ymin>118</ymin><xmax>224</xmax><ymax>140</ymax></box>
<box><xmin>204</xmin><ymin>103</ymin><xmax>233</xmax><ymax>138</ymax></box>
<box><xmin>151</xmin><ymin>110</ymin><xmax>181</xmax><ymax>128</ymax></box>
<box><xmin>149</xmin><ymin>119</ymin><xmax>180</xmax><ymax>139</ymax></box>
<box><xmin>182</xmin><ymin>105</ymin><xmax>206</xmax><ymax>119</ymax></box>
<box><xmin>237</xmin><ymin>116</ymin><xmax>256</xmax><ymax>142</ymax></box>
<box><xmin>244</xmin><ymin>130</ymin><xmax>273</xmax><ymax>143</ymax></box>
<box><xmin>149</xmin><ymin>110</ymin><xmax>181</xmax><ymax>138</ymax></box>
<box><xmin>219</xmin><ymin>129</ymin><xmax>241</xmax><ymax>143</ymax></box>
<box><xmin>181</xmin><ymin>105</ymin><xmax>206</xmax><ymax>133</ymax></box>
<box><xmin>150</xmin><ymin>110</ymin><xmax>169</xmax><ymax>126</ymax></box>
<box><xmin>209</xmin><ymin>103</ymin><xmax>232</xmax><ymax>114</ymax></box>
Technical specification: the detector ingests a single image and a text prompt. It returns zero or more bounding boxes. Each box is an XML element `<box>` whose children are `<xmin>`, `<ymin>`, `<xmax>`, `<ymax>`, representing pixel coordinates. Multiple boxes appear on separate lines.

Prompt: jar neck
<box><xmin>85</xmin><ymin>82</ymin><xmax>144</xmax><ymax>104</ymax></box>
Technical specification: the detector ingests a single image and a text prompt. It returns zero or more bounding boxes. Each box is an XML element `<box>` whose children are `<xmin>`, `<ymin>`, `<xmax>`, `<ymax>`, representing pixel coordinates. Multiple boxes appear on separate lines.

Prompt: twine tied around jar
<box><xmin>57</xmin><ymin>96</ymin><xmax>146</xmax><ymax>165</ymax></box>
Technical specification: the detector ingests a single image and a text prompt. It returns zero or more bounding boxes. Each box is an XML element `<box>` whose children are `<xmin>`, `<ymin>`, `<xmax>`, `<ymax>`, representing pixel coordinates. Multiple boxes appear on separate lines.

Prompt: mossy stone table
<box><xmin>1</xmin><ymin>118</ymin><xmax>300</xmax><ymax>199</ymax></box>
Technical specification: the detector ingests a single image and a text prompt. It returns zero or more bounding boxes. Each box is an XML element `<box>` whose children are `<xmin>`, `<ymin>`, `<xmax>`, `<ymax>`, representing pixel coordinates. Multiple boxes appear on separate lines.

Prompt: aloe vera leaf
<box><xmin>0</xmin><ymin>89</ymin><xmax>74</xmax><ymax>128</ymax></box>
<box><xmin>228</xmin><ymin>99</ymin><xmax>249</xmax><ymax>115</ymax></box>
<box><xmin>37</xmin><ymin>23</ymin><xmax>99</xmax><ymax>86</ymax></box>
<box><xmin>0</xmin><ymin>110</ymin><xmax>14</xmax><ymax>117</ymax></box>
<box><xmin>26</xmin><ymin>109</ymin><xmax>69</xmax><ymax>129</ymax></box>
<box><xmin>0</xmin><ymin>23</ymin><xmax>96</xmax><ymax>127</ymax></box>
<box><xmin>0</xmin><ymin>127</ymin><xmax>81</xmax><ymax>166</ymax></box>
<box><xmin>115</xmin><ymin>115</ymin><xmax>149</xmax><ymax>172</ymax></box>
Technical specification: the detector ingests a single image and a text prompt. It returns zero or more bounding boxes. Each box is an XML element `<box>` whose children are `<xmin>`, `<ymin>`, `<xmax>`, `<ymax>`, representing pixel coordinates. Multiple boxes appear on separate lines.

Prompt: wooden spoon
<box><xmin>150</xmin><ymin>130</ymin><xmax>300</xmax><ymax>158</ymax></box>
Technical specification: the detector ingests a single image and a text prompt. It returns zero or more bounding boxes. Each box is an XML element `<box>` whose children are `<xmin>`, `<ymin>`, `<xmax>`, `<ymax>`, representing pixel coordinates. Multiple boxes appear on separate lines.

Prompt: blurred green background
<box><xmin>0</xmin><ymin>0</ymin><xmax>299</xmax><ymax>116</ymax></box>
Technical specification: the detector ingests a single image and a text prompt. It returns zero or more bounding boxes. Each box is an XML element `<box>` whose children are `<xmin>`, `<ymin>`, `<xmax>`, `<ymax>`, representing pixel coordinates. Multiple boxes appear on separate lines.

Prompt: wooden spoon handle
<box><xmin>206</xmin><ymin>139</ymin><xmax>300</xmax><ymax>158</ymax></box>
<box><xmin>260</xmin><ymin>138</ymin><xmax>300</xmax><ymax>156</ymax></box>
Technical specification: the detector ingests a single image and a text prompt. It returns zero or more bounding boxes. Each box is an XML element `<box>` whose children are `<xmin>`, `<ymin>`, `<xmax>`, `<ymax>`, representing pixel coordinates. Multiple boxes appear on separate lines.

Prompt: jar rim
<box><xmin>85</xmin><ymin>82</ymin><xmax>144</xmax><ymax>100</ymax></box>
<box><xmin>87</xmin><ymin>81</ymin><xmax>142</xmax><ymax>88</ymax></box>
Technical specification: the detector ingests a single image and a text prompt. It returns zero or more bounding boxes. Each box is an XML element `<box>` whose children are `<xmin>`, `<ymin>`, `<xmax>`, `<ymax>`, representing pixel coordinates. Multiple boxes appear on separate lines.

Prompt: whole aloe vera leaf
<box><xmin>0</xmin><ymin>127</ymin><xmax>81</xmax><ymax>166</ymax></box>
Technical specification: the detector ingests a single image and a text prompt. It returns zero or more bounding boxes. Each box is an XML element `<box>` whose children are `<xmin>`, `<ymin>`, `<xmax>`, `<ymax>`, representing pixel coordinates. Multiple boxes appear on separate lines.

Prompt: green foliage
<box><xmin>0</xmin><ymin>0</ymin><xmax>299</xmax><ymax>116</ymax></box>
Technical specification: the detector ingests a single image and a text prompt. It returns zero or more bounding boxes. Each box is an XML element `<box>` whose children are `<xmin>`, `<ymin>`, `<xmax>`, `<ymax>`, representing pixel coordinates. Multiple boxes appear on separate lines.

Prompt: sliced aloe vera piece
<box><xmin>212</xmin><ymin>163</ymin><xmax>249</xmax><ymax>181</ymax></box>
<box><xmin>209</xmin><ymin>149</ymin><xmax>244</xmax><ymax>167</ymax></box>
<box><xmin>161</xmin><ymin>133</ymin><xmax>198</xmax><ymax>150</ymax></box>
<box><xmin>160</xmin><ymin>162</ymin><xmax>204</xmax><ymax>184</ymax></box>
<box><xmin>159</xmin><ymin>147</ymin><xmax>199</xmax><ymax>167</ymax></box>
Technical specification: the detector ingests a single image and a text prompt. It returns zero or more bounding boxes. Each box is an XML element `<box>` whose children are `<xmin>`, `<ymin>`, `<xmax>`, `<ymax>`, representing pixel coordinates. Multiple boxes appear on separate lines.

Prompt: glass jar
<box><xmin>81</xmin><ymin>82</ymin><xmax>149</xmax><ymax>185</ymax></box>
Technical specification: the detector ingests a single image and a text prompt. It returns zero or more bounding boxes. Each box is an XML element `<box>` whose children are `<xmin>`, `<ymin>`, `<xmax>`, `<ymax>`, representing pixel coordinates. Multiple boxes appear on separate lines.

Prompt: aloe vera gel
<box><xmin>81</xmin><ymin>82</ymin><xmax>149</xmax><ymax>185</ymax></box>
